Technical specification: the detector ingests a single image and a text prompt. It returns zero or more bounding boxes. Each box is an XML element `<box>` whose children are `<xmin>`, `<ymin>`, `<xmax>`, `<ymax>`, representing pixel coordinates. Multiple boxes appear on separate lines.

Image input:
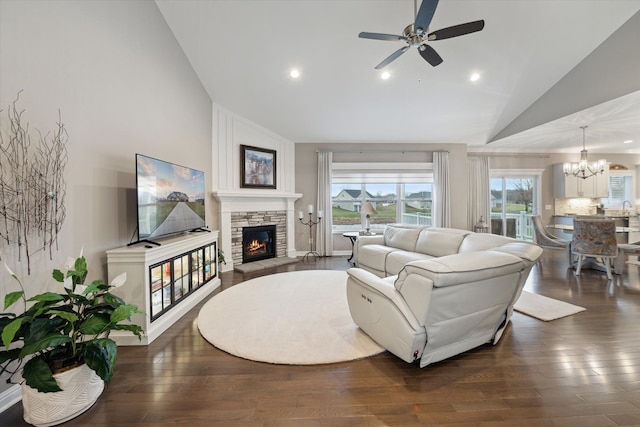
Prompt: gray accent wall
<box><xmin>0</xmin><ymin>0</ymin><xmax>212</xmax><ymax>395</ymax></box>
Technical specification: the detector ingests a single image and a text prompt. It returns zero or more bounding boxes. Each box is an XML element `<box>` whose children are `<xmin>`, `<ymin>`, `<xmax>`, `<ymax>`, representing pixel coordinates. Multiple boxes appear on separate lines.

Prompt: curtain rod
<box><xmin>316</xmin><ymin>150</ymin><xmax>449</xmax><ymax>154</ymax></box>
<box><xmin>468</xmin><ymin>153</ymin><xmax>550</xmax><ymax>158</ymax></box>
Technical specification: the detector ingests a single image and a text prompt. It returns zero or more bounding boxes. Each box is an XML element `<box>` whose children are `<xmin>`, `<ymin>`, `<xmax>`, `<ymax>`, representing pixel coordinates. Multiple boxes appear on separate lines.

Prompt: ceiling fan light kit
<box><xmin>359</xmin><ymin>0</ymin><xmax>485</xmax><ymax>69</ymax></box>
<box><xmin>563</xmin><ymin>126</ymin><xmax>607</xmax><ymax>180</ymax></box>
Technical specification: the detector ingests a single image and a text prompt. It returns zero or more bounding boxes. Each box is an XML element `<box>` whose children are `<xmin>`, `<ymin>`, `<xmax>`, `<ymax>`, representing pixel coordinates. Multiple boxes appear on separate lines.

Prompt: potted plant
<box><xmin>0</xmin><ymin>251</ymin><xmax>144</xmax><ymax>426</ymax></box>
<box><xmin>217</xmin><ymin>248</ymin><xmax>226</xmax><ymax>266</ymax></box>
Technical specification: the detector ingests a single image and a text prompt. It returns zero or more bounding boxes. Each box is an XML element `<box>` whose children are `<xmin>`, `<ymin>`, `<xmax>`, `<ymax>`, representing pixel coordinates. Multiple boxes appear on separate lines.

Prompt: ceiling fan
<box><xmin>359</xmin><ymin>0</ymin><xmax>485</xmax><ymax>69</ymax></box>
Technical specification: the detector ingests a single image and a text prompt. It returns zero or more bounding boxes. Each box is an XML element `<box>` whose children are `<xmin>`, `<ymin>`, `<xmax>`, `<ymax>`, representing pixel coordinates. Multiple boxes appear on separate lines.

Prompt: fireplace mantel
<box><xmin>212</xmin><ymin>190</ymin><xmax>302</xmax><ymax>271</ymax></box>
<box><xmin>213</xmin><ymin>190</ymin><xmax>302</xmax><ymax>210</ymax></box>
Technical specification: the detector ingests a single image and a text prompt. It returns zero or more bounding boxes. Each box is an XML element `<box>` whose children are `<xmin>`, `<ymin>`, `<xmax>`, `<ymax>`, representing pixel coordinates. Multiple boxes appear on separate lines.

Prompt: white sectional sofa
<box><xmin>347</xmin><ymin>224</ymin><xmax>543</xmax><ymax>368</ymax></box>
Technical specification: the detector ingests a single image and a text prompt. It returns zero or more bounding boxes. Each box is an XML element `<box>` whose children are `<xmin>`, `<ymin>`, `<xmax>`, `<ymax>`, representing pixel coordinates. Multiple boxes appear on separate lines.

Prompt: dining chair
<box><xmin>571</xmin><ymin>218</ymin><xmax>618</xmax><ymax>280</ymax></box>
<box><xmin>530</xmin><ymin>215</ymin><xmax>571</xmax><ymax>265</ymax></box>
<box><xmin>614</xmin><ymin>242</ymin><xmax>640</xmax><ymax>274</ymax></box>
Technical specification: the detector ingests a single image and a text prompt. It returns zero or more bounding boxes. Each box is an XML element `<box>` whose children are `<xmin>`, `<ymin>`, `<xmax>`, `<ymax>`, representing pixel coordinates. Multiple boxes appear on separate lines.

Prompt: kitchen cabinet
<box><xmin>553</xmin><ymin>164</ymin><xmax>609</xmax><ymax>198</ymax></box>
<box><xmin>594</xmin><ymin>169</ymin><xmax>609</xmax><ymax>198</ymax></box>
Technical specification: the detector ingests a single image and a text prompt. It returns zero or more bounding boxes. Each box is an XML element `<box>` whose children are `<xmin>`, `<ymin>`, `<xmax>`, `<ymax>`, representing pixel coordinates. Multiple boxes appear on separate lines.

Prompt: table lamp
<box><xmin>361</xmin><ymin>201</ymin><xmax>378</xmax><ymax>235</ymax></box>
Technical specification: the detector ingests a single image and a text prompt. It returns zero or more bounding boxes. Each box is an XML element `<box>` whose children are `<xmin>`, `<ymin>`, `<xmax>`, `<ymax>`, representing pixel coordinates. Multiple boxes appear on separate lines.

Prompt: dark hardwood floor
<box><xmin>3</xmin><ymin>251</ymin><xmax>640</xmax><ymax>426</ymax></box>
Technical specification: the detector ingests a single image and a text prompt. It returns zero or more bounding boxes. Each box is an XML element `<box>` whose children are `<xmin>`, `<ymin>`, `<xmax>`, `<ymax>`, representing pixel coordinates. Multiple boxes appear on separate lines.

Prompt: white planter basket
<box><xmin>22</xmin><ymin>363</ymin><xmax>104</xmax><ymax>427</ymax></box>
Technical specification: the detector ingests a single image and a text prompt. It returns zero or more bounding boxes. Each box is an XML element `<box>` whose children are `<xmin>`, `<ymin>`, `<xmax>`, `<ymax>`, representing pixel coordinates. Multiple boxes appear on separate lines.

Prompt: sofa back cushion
<box><xmin>415</xmin><ymin>228</ymin><xmax>469</xmax><ymax>257</ymax></box>
<box><xmin>458</xmin><ymin>233</ymin><xmax>515</xmax><ymax>253</ymax></box>
<box><xmin>384</xmin><ymin>225</ymin><xmax>424</xmax><ymax>252</ymax></box>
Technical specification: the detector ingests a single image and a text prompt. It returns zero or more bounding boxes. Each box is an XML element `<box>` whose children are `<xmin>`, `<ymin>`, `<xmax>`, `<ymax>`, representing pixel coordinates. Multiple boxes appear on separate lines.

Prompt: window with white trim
<box><xmin>603</xmin><ymin>170</ymin><xmax>635</xmax><ymax>208</ymax></box>
<box><xmin>332</xmin><ymin>163</ymin><xmax>433</xmax><ymax>231</ymax></box>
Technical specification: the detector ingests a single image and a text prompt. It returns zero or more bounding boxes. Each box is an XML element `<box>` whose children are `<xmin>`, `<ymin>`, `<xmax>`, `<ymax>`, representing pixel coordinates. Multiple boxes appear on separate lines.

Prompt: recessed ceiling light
<box><xmin>623</xmin><ymin>139</ymin><xmax>633</xmax><ymax>144</ymax></box>
<box><xmin>289</xmin><ymin>69</ymin><xmax>300</xmax><ymax>79</ymax></box>
<box><xmin>381</xmin><ymin>71</ymin><xmax>391</xmax><ymax>80</ymax></box>
<box><xmin>470</xmin><ymin>72</ymin><xmax>480</xmax><ymax>82</ymax></box>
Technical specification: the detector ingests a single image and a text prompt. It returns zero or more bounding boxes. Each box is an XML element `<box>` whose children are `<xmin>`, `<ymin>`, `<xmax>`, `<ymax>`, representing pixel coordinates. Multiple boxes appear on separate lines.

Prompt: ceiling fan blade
<box><xmin>375</xmin><ymin>46</ymin><xmax>410</xmax><ymax>69</ymax></box>
<box><xmin>414</xmin><ymin>0</ymin><xmax>439</xmax><ymax>34</ymax></box>
<box><xmin>428</xmin><ymin>20</ymin><xmax>485</xmax><ymax>41</ymax></box>
<box><xmin>359</xmin><ymin>32</ymin><xmax>406</xmax><ymax>41</ymax></box>
<box><xmin>419</xmin><ymin>44</ymin><xmax>443</xmax><ymax>66</ymax></box>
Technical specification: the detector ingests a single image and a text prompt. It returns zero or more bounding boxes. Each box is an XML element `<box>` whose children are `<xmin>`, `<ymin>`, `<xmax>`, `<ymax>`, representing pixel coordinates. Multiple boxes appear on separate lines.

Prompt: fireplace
<box><xmin>242</xmin><ymin>225</ymin><xmax>276</xmax><ymax>263</ymax></box>
<box><xmin>212</xmin><ymin>190</ymin><xmax>302</xmax><ymax>270</ymax></box>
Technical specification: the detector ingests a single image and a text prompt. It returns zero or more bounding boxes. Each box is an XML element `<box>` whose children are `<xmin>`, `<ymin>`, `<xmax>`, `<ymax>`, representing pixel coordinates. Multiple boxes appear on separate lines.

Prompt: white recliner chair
<box><xmin>346</xmin><ymin>230</ymin><xmax>542</xmax><ymax>368</ymax></box>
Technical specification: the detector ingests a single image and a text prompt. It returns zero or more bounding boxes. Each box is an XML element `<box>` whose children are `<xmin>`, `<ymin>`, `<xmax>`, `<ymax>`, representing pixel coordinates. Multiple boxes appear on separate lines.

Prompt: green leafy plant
<box><xmin>0</xmin><ymin>252</ymin><xmax>144</xmax><ymax>393</ymax></box>
<box><xmin>217</xmin><ymin>248</ymin><xmax>226</xmax><ymax>265</ymax></box>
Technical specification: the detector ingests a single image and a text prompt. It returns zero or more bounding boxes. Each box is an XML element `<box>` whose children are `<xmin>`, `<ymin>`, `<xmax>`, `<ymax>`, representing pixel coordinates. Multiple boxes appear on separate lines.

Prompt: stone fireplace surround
<box><xmin>212</xmin><ymin>190</ymin><xmax>302</xmax><ymax>271</ymax></box>
<box><xmin>234</xmin><ymin>214</ymin><xmax>282</xmax><ymax>264</ymax></box>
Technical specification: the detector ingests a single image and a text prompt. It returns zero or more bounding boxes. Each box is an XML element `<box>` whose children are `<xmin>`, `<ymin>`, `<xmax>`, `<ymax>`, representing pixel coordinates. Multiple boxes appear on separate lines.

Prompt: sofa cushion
<box><xmin>415</xmin><ymin>228</ymin><xmax>469</xmax><ymax>257</ymax></box>
<box><xmin>386</xmin><ymin>250</ymin><xmax>434</xmax><ymax>276</ymax></box>
<box><xmin>384</xmin><ymin>225</ymin><xmax>424</xmax><ymax>252</ymax></box>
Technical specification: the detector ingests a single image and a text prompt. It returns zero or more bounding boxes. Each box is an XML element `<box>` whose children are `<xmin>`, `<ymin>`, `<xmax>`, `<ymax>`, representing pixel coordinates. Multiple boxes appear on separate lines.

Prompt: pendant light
<box><xmin>562</xmin><ymin>126</ymin><xmax>607</xmax><ymax>179</ymax></box>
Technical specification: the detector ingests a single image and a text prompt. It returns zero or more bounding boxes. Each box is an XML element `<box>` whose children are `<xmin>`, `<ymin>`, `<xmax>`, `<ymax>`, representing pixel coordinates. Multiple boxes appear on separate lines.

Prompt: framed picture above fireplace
<box><xmin>241</xmin><ymin>145</ymin><xmax>276</xmax><ymax>189</ymax></box>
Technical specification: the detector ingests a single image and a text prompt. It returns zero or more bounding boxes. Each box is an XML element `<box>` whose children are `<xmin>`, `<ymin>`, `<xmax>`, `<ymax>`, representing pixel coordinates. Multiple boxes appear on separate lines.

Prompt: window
<box><xmin>489</xmin><ymin>169</ymin><xmax>543</xmax><ymax>241</ymax></box>
<box><xmin>332</xmin><ymin>163</ymin><xmax>432</xmax><ymax>231</ymax></box>
<box><xmin>603</xmin><ymin>170</ymin><xmax>635</xmax><ymax>208</ymax></box>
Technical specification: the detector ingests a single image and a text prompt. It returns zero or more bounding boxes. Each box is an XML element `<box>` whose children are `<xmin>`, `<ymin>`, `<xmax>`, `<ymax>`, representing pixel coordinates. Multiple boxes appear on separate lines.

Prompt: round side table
<box><xmin>342</xmin><ymin>231</ymin><xmax>376</xmax><ymax>264</ymax></box>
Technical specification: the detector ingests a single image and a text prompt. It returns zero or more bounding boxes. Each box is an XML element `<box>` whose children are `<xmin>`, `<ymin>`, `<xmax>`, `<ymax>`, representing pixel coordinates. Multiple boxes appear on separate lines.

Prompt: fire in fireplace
<box><xmin>242</xmin><ymin>225</ymin><xmax>276</xmax><ymax>263</ymax></box>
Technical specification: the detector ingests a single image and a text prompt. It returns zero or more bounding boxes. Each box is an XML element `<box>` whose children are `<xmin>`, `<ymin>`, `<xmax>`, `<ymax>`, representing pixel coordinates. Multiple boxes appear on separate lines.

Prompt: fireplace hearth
<box><xmin>242</xmin><ymin>225</ymin><xmax>276</xmax><ymax>263</ymax></box>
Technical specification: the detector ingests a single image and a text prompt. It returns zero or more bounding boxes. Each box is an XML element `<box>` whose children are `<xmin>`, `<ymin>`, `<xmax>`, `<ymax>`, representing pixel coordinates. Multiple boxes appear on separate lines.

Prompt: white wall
<box><xmin>0</xmin><ymin>0</ymin><xmax>212</xmax><ymax>398</ymax></box>
<box><xmin>212</xmin><ymin>104</ymin><xmax>296</xmax><ymax>194</ymax></box>
<box><xmin>211</xmin><ymin>104</ymin><xmax>298</xmax><ymax>268</ymax></box>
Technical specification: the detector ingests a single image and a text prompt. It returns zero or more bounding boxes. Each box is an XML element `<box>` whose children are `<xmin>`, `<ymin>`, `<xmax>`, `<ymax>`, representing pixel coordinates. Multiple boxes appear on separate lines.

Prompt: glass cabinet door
<box><xmin>149</xmin><ymin>242</ymin><xmax>217</xmax><ymax>321</ymax></box>
<box><xmin>149</xmin><ymin>260</ymin><xmax>173</xmax><ymax>320</ymax></box>
<box><xmin>204</xmin><ymin>244</ymin><xmax>215</xmax><ymax>281</ymax></box>
<box><xmin>191</xmin><ymin>249</ymin><xmax>203</xmax><ymax>289</ymax></box>
<box><xmin>173</xmin><ymin>255</ymin><xmax>190</xmax><ymax>301</ymax></box>
<box><xmin>150</xmin><ymin>264</ymin><xmax>163</xmax><ymax>319</ymax></box>
<box><xmin>161</xmin><ymin>261</ymin><xmax>173</xmax><ymax>310</ymax></box>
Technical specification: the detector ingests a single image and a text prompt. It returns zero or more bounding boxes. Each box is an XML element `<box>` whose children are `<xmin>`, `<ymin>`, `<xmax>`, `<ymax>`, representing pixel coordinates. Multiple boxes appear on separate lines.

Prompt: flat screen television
<box><xmin>135</xmin><ymin>154</ymin><xmax>206</xmax><ymax>241</ymax></box>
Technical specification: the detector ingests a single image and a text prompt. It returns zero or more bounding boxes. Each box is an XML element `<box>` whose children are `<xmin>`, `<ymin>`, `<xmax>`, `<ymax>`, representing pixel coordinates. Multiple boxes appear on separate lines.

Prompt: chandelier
<box><xmin>563</xmin><ymin>126</ymin><xmax>607</xmax><ymax>180</ymax></box>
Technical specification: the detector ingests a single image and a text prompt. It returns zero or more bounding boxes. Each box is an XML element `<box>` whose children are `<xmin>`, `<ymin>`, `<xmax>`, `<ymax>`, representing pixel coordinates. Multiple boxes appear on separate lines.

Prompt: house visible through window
<box><xmin>331</xmin><ymin>163</ymin><xmax>432</xmax><ymax>232</ymax></box>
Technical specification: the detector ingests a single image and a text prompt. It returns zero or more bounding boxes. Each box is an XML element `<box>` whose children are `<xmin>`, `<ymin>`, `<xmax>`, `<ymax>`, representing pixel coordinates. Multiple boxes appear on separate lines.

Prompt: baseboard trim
<box><xmin>294</xmin><ymin>251</ymin><xmax>350</xmax><ymax>257</ymax></box>
<box><xmin>0</xmin><ymin>383</ymin><xmax>21</xmax><ymax>414</ymax></box>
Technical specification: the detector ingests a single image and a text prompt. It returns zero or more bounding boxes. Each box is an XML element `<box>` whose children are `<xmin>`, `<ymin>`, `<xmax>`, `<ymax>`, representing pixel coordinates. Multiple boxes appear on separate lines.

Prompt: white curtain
<box><xmin>433</xmin><ymin>151</ymin><xmax>450</xmax><ymax>227</ymax></box>
<box><xmin>316</xmin><ymin>151</ymin><xmax>333</xmax><ymax>256</ymax></box>
<box><xmin>467</xmin><ymin>156</ymin><xmax>491</xmax><ymax>230</ymax></box>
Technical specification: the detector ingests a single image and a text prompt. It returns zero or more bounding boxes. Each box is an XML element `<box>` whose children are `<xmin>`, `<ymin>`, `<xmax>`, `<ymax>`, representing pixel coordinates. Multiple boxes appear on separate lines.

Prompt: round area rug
<box><xmin>197</xmin><ymin>270</ymin><xmax>385</xmax><ymax>364</ymax></box>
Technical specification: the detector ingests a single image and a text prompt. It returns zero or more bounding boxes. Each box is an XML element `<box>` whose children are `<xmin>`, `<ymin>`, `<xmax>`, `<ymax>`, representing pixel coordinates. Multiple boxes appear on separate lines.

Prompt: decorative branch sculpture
<box><xmin>0</xmin><ymin>91</ymin><xmax>68</xmax><ymax>274</ymax></box>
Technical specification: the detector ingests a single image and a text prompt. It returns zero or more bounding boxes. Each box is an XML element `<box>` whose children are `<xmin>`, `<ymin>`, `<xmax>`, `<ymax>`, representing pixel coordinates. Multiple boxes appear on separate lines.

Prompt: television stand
<box><xmin>108</xmin><ymin>231</ymin><xmax>220</xmax><ymax>345</ymax></box>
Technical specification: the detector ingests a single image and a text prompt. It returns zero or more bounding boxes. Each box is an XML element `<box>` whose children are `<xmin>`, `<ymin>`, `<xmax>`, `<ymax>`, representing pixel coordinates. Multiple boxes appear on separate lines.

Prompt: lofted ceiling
<box><xmin>155</xmin><ymin>0</ymin><xmax>640</xmax><ymax>154</ymax></box>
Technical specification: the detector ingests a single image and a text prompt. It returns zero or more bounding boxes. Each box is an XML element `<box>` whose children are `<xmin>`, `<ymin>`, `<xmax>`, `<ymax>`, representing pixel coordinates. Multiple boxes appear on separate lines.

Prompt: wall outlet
<box><xmin>545</xmin><ymin>204</ymin><xmax>552</xmax><ymax>210</ymax></box>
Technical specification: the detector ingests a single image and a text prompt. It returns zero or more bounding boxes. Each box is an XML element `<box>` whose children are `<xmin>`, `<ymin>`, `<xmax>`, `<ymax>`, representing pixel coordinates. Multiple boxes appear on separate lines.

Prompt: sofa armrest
<box><xmin>346</xmin><ymin>268</ymin><xmax>423</xmax><ymax>330</ymax></box>
<box><xmin>353</xmin><ymin>235</ymin><xmax>386</xmax><ymax>269</ymax></box>
<box><xmin>346</xmin><ymin>268</ymin><xmax>427</xmax><ymax>363</ymax></box>
<box><xmin>346</xmin><ymin>268</ymin><xmax>398</xmax><ymax>299</ymax></box>
<box><xmin>355</xmin><ymin>234</ymin><xmax>385</xmax><ymax>248</ymax></box>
